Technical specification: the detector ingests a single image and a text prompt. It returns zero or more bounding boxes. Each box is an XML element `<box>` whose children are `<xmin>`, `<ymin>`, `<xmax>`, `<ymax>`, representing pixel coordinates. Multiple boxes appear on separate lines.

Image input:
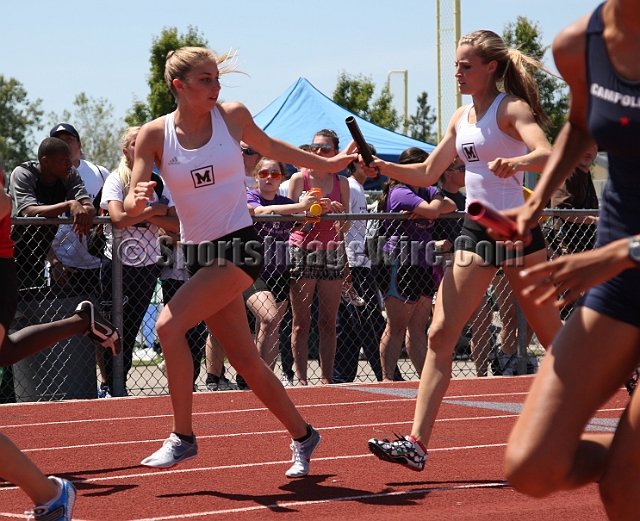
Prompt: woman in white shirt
<box><xmin>100</xmin><ymin>126</ymin><xmax>179</xmax><ymax>395</ymax></box>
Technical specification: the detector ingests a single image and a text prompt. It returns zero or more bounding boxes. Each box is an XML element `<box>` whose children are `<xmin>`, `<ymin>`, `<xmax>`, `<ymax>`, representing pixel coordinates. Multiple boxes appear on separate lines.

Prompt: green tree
<box><xmin>333</xmin><ymin>72</ymin><xmax>376</xmax><ymax>118</ymax></box>
<box><xmin>49</xmin><ymin>93</ymin><xmax>123</xmax><ymax>171</ymax></box>
<box><xmin>126</xmin><ymin>26</ymin><xmax>208</xmax><ymax>127</ymax></box>
<box><xmin>369</xmin><ymin>84</ymin><xmax>400</xmax><ymax>131</ymax></box>
<box><xmin>503</xmin><ymin>16</ymin><xmax>569</xmax><ymax>144</ymax></box>
<box><xmin>0</xmin><ymin>76</ymin><xmax>43</xmax><ymax>172</ymax></box>
<box><xmin>332</xmin><ymin>71</ymin><xmax>399</xmax><ymax>131</ymax></box>
<box><xmin>407</xmin><ymin>91</ymin><xmax>437</xmax><ymax>143</ymax></box>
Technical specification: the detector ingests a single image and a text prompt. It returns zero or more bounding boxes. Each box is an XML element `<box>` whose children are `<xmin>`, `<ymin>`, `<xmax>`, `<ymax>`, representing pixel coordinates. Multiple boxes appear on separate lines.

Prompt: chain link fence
<box><xmin>1</xmin><ymin>209</ymin><xmax>598</xmax><ymax>401</ymax></box>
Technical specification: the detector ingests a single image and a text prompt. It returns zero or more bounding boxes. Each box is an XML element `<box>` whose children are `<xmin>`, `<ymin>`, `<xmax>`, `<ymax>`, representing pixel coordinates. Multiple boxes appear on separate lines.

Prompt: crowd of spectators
<box><xmin>2</xmin><ymin>122</ymin><xmax>600</xmax><ymax>397</ymax></box>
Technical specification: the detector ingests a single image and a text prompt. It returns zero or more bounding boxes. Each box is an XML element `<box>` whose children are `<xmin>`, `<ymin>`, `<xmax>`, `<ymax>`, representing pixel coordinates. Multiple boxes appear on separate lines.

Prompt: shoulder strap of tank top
<box><xmin>587</xmin><ymin>3</ymin><xmax>605</xmax><ymax>35</ymax></box>
<box><xmin>303</xmin><ymin>169</ymin><xmax>311</xmax><ymax>191</ymax></box>
<box><xmin>457</xmin><ymin>104</ymin><xmax>473</xmax><ymax>129</ymax></box>
<box><xmin>491</xmin><ymin>92</ymin><xmax>508</xmax><ymax>117</ymax></box>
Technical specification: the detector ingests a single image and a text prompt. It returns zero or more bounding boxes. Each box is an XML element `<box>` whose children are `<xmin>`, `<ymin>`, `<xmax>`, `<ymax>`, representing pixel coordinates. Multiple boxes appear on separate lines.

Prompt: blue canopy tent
<box><xmin>253</xmin><ymin>78</ymin><xmax>436</xmax><ymax>189</ymax></box>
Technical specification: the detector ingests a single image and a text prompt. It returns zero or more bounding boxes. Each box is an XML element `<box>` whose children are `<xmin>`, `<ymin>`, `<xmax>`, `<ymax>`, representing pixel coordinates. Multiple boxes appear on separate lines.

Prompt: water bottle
<box><xmin>306</xmin><ymin>188</ymin><xmax>322</xmax><ymax>223</ymax></box>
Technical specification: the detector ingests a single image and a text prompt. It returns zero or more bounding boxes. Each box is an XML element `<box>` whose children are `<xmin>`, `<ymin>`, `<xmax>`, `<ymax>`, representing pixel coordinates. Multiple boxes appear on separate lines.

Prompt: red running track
<box><xmin>0</xmin><ymin>376</ymin><xmax>623</xmax><ymax>520</ymax></box>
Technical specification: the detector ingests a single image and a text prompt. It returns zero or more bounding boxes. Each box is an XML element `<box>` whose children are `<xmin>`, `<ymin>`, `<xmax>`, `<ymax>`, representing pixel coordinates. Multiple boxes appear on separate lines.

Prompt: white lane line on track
<box><xmin>14</xmin><ymin>404</ymin><xmax>625</xmax><ymax>454</ymax></box>
<box><xmin>0</xmin><ymin>398</ymin><xmax>411</xmax><ymax>429</ymax></box>
<box><xmin>0</xmin><ymin>512</ymin><xmax>89</xmax><ymax>521</ymax></box>
<box><xmin>128</xmin><ymin>481</ymin><xmax>509</xmax><ymax>521</ymax></box>
<box><xmin>0</xmin><ymin>445</ymin><xmax>509</xmax><ymax>494</ymax></box>
<box><xmin>0</xmin><ymin>392</ymin><xmax>537</xmax><ymax>430</ymax></box>
<box><xmin>17</xmin><ymin>414</ymin><xmax>522</xmax><ymax>453</ymax></box>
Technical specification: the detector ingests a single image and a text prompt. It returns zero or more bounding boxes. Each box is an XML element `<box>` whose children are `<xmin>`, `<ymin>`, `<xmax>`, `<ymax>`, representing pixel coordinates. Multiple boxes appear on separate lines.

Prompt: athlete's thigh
<box><xmin>161</xmin><ymin>263</ymin><xmax>253</xmax><ymax>333</ymax></box>
<box><xmin>510</xmin><ymin>307</ymin><xmax>640</xmax><ymax>459</ymax></box>
<box><xmin>431</xmin><ymin>252</ymin><xmax>495</xmax><ymax>340</ymax></box>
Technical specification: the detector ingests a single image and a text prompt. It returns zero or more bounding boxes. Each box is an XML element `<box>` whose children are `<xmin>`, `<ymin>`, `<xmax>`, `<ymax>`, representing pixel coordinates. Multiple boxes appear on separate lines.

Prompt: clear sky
<box><xmin>1</xmin><ymin>0</ymin><xmax>601</xmax><ymax>134</ymax></box>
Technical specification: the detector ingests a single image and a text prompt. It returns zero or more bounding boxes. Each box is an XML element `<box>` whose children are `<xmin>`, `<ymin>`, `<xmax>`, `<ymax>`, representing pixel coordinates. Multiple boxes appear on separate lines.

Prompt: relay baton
<box><xmin>345</xmin><ymin>116</ymin><xmax>380</xmax><ymax>177</ymax></box>
<box><xmin>467</xmin><ymin>199</ymin><xmax>532</xmax><ymax>246</ymax></box>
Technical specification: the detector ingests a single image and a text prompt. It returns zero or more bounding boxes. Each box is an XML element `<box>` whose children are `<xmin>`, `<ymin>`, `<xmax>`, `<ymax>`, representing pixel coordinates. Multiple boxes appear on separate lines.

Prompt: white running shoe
<box><xmin>140</xmin><ymin>433</ymin><xmax>198</xmax><ymax>468</ymax></box>
<box><xmin>286</xmin><ymin>425</ymin><xmax>321</xmax><ymax>478</ymax></box>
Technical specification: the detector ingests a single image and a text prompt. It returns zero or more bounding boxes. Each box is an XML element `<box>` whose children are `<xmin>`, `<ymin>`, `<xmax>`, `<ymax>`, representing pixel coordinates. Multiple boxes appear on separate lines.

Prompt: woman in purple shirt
<box><xmin>377</xmin><ymin>148</ymin><xmax>456</xmax><ymax>381</ymax></box>
<box><xmin>246</xmin><ymin>158</ymin><xmax>315</xmax><ymax>371</ymax></box>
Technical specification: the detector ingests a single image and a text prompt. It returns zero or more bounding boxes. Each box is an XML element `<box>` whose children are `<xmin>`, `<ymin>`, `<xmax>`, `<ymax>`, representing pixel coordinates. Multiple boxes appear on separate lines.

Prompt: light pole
<box><xmin>436</xmin><ymin>0</ymin><xmax>461</xmax><ymax>141</ymax></box>
<box><xmin>387</xmin><ymin>70</ymin><xmax>408</xmax><ymax>135</ymax></box>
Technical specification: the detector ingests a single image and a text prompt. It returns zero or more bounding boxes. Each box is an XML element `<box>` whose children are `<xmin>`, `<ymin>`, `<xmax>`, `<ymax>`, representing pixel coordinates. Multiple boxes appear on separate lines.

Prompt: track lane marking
<box><xmin>17</xmin><ymin>414</ymin><xmax>522</xmax><ymax>453</ymax></box>
<box><xmin>0</xmin><ymin>392</ymin><xmax>539</xmax><ymax>430</ymax></box>
<box><xmin>0</xmin><ymin>444</ymin><xmax>510</xmax><ymax>494</ymax></box>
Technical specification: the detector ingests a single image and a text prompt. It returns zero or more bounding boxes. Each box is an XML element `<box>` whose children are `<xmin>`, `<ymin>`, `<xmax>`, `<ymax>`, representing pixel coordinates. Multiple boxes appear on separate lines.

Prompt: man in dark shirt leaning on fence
<box><xmin>9</xmin><ymin>137</ymin><xmax>94</xmax><ymax>288</ymax></box>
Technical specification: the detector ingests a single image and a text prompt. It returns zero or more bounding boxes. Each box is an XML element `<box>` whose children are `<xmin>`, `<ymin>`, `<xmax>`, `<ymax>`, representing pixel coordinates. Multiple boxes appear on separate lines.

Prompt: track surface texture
<box><xmin>0</xmin><ymin>377</ymin><xmax>622</xmax><ymax>520</ymax></box>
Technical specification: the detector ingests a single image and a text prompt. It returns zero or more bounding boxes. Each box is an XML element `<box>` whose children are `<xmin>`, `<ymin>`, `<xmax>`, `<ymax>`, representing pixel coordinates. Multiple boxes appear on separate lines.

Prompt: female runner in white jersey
<box><xmin>364</xmin><ymin>30</ymin><xmax>563</xmax><ymax>472</ymax></box>
<box><xmin>124</xmin><ymin>47</ymin><xmax>355</xmax><ymax>477</ymax></box>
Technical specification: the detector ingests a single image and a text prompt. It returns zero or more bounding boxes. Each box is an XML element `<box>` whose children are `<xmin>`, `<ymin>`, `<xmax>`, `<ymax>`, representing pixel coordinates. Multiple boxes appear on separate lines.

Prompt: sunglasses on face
<box><xmin>258</xmin><ymin>169</ymin><xmax>283</xmax><ymax>180</ymax></box>
<box><xmin>308</xmin><ymin>143</ymin><xmax>335</xmax><ymax>153</ymax></box>
<box><xmin>241</xmin><ymin>146</ymin><xmax>259</xmax><ymax>156</ymax></box>
<box><xmin>447</xmin><ymin>165</ymin><xmax>466</xmax><ymax>172</ymax></box>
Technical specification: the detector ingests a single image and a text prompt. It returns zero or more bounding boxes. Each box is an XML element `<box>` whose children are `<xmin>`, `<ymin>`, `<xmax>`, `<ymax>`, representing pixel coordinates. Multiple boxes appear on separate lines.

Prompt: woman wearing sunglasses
<box><xmin>125</xmin><ymin>47</ymin><xmax>355</xmax><ymax>477</ymax></box>
<box><xmin>245</xmin><ymin>158</ymin><xmax>316</xmax><ymax>373</ymax></box>
<box><xmin>288</xmin><ymin>129</ymin><xmax>351</xmax><ymax>385</ymax></box>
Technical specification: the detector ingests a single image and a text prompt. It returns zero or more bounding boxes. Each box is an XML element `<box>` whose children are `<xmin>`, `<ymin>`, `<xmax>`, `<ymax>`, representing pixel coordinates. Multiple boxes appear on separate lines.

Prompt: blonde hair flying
<box><xmin>458</xmin><ymin>30</ymin><xmax>554</xmax><ymax>128</ymax></box>
<box><xmin>164</xmin><ymin>47</ymin><xmax>241</xmax><ymax>97</ymax></box>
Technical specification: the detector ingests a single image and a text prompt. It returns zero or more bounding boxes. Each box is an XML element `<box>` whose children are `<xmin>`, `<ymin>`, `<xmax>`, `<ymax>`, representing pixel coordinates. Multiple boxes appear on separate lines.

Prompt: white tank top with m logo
<box><xmin>160</xmin><ymin>108</ymin><xmax>251</xmax><ymax>243</ymax></box>
<box><xmin>456</xmin><ymin>92</ymin><xmax>527</xmax><ymax>211</ymax></box>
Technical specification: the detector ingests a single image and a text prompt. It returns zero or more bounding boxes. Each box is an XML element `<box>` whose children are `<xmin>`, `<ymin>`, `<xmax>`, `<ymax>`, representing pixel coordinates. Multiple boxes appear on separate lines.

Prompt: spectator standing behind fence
<box><xmin>376</xmin><ymin>147</ymin><xmax>456</xmax><ymax>382</ymax></box>
<box><xmin>127</xmin><ymin>47</ymin><xmax>355</xmax><ymax>474</ymax></box>
<box><xmin>366</xmin><ymin>30</ymin><xmax>563</xmax><ymax>471</ymax></box>
<box><xmin>241</xmin><ymin>141</ymin><xmax>262</xmax><ymax>190</ymax></box>
<box><xmin>49</xmin><ymin>123</ymin><xmax>109</xmax><ymax>298</ymax></box>
<box><xmin>503</xmin><ymin>2</ymin><xmax>640</xmax><ymax>516</ymax></box>
<box><xmin>100</xmin><ymin>127</ymin><xmax>179</xmax><ymax>396</ymax></box>
<box><xmin>246</xmin><ymin>158</ymin><xmax>314</xmax><ymax>374</ymax></box>
<box><xmin>434</xmin><ymin>156</ymin><xmax>466</xmax><ymax>254</ymax></box>
<box><xmin>550</xmin><ymin>142</ymin><xmax>600</xmax><ymax>254</ymax></box>
<box><xmin>48</xmin><ymin>122</ymin><xmax>113</xmax><ymax>397</ymax></box>
<box><xmin>9</xmin><ymin>138</ymin><xmax>94</xmax><ymax>289</ymax></box>
<box><xmin>333</xmin><ymin>145</ymin><xmax>386</xmax><ymax>383</ymax></box>
<box><xmin>0</xmin><ymin>172</ymin><xmax>119</xmax><ymax>520</ymax></box>
<box><xmin>288</xmin><ymin>129</ymin><xmax>350</xmax><ymax>385</ymax></box>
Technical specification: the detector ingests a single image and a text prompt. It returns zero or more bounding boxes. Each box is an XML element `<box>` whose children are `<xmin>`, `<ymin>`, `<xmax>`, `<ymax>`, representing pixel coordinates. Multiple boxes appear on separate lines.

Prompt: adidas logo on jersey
<box><xmin>168</xmin><ymin>157</ymin><xmax>180</xmax><ymax>165</ymax></box>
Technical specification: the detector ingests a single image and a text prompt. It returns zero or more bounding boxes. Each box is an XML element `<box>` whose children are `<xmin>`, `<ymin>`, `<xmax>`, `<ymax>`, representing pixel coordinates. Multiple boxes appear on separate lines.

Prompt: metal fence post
<box><xmin>111</xmin><ymin>227</ymin><xmax>126</xmax><ymax>397</ymax></box>
<box><xmin>516</xmin><ymin>303</ymin><xmax>528</xmax><ymax>375</ymax></box>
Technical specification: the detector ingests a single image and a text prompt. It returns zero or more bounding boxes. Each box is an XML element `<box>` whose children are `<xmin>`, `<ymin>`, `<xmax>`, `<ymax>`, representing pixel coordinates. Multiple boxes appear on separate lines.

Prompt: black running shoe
<box><xmin>75</xmin><ymin>301</ymin><xmax>121</xmax><ymax>356</ymax></box>
<box><xmin>368</xmin><ymin>434</ymin><xmax>427</xmax><ymax>471</ymax></box>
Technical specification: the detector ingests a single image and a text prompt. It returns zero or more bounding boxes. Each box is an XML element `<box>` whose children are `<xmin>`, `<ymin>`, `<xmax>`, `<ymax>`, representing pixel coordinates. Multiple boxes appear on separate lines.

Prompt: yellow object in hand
<box><xmin>309</xmin><ymin>203</ymin><xmax>322</xmax><ymax>216</ymax></box>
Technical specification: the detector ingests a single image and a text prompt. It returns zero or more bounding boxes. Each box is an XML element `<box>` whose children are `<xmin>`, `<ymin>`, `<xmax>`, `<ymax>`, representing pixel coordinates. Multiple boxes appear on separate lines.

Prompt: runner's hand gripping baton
<box><xmin>345</xmin><ymin>116</ymin><xmax>380</xmax><ymax>177</ymax></box>
<box><xmin>467</xmin><ymin>199</ymin><xmax>532</xmax><ymax>246</ymax></box>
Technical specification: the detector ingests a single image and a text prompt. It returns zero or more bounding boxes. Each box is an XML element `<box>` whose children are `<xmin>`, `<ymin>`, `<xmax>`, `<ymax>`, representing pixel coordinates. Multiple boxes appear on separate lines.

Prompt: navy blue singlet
<box><xmin>582</xmin><ymin>2</ymin><xmax>640</xmax><ymax>327</ymax></box>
